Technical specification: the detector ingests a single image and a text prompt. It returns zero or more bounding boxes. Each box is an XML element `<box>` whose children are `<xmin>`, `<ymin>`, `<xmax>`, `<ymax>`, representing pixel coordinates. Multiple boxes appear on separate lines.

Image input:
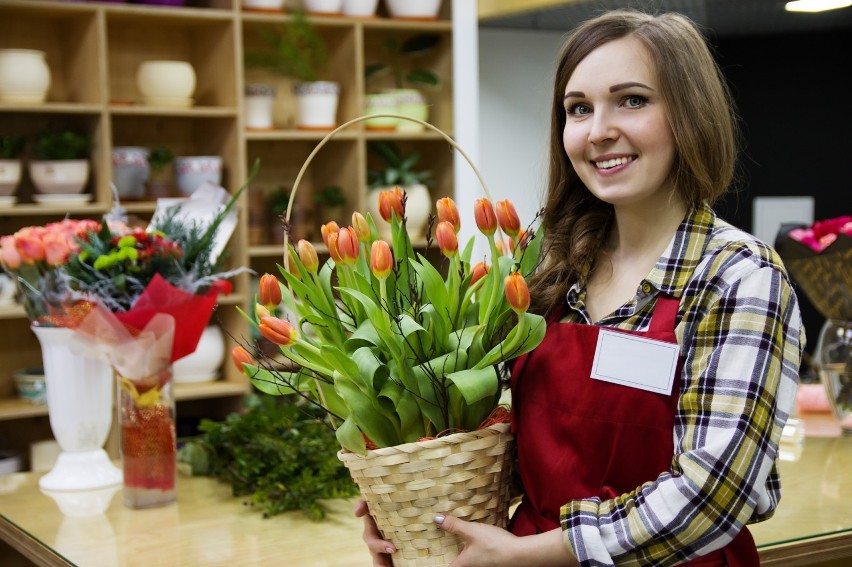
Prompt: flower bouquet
<box><xmin>233</xmin><ymin>116</ymin><xmax>545</xmax><ymax>565</ymax></box>
<box><xmin>776</xmin><ymin>216</ymin><xmax>852</xmax><ymax>431</ymax></box>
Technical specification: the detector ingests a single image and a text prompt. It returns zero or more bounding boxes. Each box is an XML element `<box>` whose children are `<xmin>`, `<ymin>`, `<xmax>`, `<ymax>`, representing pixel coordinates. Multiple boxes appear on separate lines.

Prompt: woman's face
<box><xmin>562</xmin><ymin>36</ymin><xmax>677</xmax><ymax>211</ymax></box>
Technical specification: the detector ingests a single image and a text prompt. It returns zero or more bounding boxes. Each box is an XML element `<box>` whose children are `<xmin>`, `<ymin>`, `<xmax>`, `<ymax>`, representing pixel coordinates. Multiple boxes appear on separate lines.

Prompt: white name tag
<box><xmin>590</xmin><ymin>329</ymin><xmax>678</xmax><ymax>395</ymax></box>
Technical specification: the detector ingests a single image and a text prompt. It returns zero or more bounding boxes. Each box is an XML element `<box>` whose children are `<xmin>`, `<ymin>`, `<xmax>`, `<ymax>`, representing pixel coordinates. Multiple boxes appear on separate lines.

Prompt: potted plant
<box><xmin>0</xmin><ymin>134</ymin><xmax>25</xmax><ymax>201</ymax></box>
<box><xmin>364</xmin><ymin>33</ymin><xmax>442</xmax><ymax>131</ymax></box>
<box><xmin>313</xmin><ymin>185</ymin><xmax>346</xmax><ymax>224</ymax></box>
<box><xmin>145</xmin><ymin>145</ymin><xmax>175</xmax><ymax>200</ymax></box>
<box><xmin>29</xmin><ymin>130</ymin><xmax>90</xmax><ymax>198</ymax></box>
<box><xmin>244</xmin><ymin>11</ymin><xmax>340</xmax><ymax>130</ymax></box>
<box><xmin>366</xmin><ymin>140</ymin><xmax>433</xmax><ymax>239</ymax></box>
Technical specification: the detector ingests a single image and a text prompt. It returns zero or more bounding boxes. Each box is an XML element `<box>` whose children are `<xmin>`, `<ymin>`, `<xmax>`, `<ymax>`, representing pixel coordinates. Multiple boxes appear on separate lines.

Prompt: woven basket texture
<box><xmin>338</xmin><ymin>422</ymin><xmax>514</xmax><ymax>566</ymax></box>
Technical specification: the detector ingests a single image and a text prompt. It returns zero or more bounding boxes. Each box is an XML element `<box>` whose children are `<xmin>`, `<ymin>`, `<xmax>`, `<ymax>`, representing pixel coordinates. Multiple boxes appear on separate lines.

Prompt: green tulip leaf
<box><xmin>335</xmin><ymin>417</ymin><xmax>367</xmax><ymax>455</ymax></box>
<box><xmin>445</xmin><ymin>366</ymin><xmax>500</xmax><ymax>405</ymax></box>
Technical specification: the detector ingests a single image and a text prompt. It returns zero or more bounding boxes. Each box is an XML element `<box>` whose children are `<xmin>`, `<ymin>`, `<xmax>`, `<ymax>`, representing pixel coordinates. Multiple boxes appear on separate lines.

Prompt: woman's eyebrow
<box><xmin>610</xmin><ymin>81</ymin><xmax>653</xmax><ymax>92</ymax></box>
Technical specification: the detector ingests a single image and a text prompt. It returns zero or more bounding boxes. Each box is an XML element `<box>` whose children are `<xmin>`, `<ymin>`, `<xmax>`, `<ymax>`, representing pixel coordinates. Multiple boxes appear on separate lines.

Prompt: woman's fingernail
<box><xmin>433</xmin><ymin>514</ymin><xmax>445</xmax><ymax>525</ymax></box>
<box><xmin>385</xmin><ymin>546</ymin><xmax>395</xmax><ymax>554</ymax></box>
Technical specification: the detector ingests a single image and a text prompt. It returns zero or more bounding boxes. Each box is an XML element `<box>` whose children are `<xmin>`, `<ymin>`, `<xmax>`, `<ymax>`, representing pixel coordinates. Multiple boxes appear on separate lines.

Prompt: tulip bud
<box><xmin>470</xmin><ymin>262</ymin><xmax>489</xmax><ymax>287</ymax></box>
<box><xmin>378</xmin><ymin>187</ymin><xmax>404</xmax><ymax>223</ymax></box>
<box><xmin>496</xmin><ymin>200</ymin><xmax>521</xmax><ymax>238</ymax></box>
<box><xmin>327</xmin><ymin>231</ymin><xmax>343</xmax><ymax>263</ymax></box>
<box><xmin>352</xmin><ymin>212</ymin><xmax>371</xmax><ymax>242</ymax></box>
<box><xmin>284</xmin><ymin>249</ymin><xmax>301</xmax><ymax>280</ymax></box>
<box><xmin>259</xmin><ymin>273</ymin><xmax>282</xmax><ymax>307</ymax></box>
<box><xmin>370</xmin><ymin>240</ymin><xmax>393</xmax><ymax>280</ymax></box>
<box><xmin>474</xmin><ymin>198</ymin><xmax>497</xmax><ymax>236</ymax></box>
<box><xmin>321</xmin><ymin>221</ymin><xmax>340</xmax><ymax>249</ymax></box>
<box><xmin>504</xmin><ymin>272</ymin><xmax>531</xmax><ymax>313</ymax></box>
<box><xmin>436</xmin><ymin>221</ymin><xmax>458</xmax><ymax>258</ymax></box>
<box><xmin>436</xmin><ymin>197</ymin><xmax>461</xmax><ymax>232</ymax></box>
<box><xmin>336</xmin><ymin>227</ymin><xmax>360</xmax><ymax>265</ymax></box>
<box><xmin>231</xmin><ymin>346</ymin><xmax>254</xmax><ymax>374</ymax></box>
<box><xmin>297</xmin><ymin>239</ymin><xmax>319</xmax><ymax>273</ymax></box>
<box><xmin>259</xmin><ymin>316</ymin><xmax>298</xmax><ymax>346</ymax></box>
<box><xmin>255</xmin><ymin>303</ymin><xmax>271</xmax><ymax>322</ymax></box>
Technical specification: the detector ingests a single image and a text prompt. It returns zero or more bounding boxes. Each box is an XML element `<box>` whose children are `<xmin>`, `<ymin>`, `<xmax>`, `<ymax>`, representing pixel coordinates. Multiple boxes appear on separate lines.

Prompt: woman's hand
<box><xmin>354</xmin><ymin>498</ymin><xmax>396</xmax><ymax>567</ymax></box>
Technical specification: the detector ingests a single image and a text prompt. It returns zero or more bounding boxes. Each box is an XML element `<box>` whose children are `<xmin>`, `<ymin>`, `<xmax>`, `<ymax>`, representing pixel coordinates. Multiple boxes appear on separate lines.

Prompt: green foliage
<box><xmin>244</xmin><ymin>11</ymin><xmax>329</xmax><ymax>83</ymax></box>
<box><xmin>147</xmin><ymin>145</ymin><xmax>174</xmax><ymax>172</ymax></box>
<box><xmin>34</xmin><ymin>130</ymin><xmax>88</xmax><ymax>161</ymax></box>
<box><xmin>0</xmin><ymin>134</ymin><xmax>25</xmax><ymax>159</ymax></box>
<box><xmin>364</xmin><ymin>33</ymin><xmax>442</xmax><ymax>90</ymax></box>
<box><xmin>367</xmin><ymin>141</ymin><xmax>434</xmax><ymax>190</ymax></box>
<box><xmin>178</xmin><ymin>394</ymin><xmax>358</xmax><ymax>520</ymax></box>
<box><xmin>313</xmin><ymin>185</ymin><xmax>346</xmax><ymax>207</ymax></box>
<box><xmin>267</xmin><ymin>186</ymin><xmax>292</xmax><ymax>216</ymax></box>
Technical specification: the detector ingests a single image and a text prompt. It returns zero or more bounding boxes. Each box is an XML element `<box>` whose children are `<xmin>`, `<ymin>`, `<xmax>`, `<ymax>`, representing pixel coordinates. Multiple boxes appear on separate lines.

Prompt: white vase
<box><xmin>29</xmin><ymin>160</ymin><xmax>90</xmax><ymax>195</ymax></box>
<box><xmin>112</xmin><ymin>146</ymin><xmax>149</xmax><ymax>200</ymax></box>
<box><xmin>173</xmin><ymin>325</ymin><xmax>226</xmax><ymax>383</ymax></box>
<box><xmin>31</xmin><ymin>326</ymin><xmax>122</xmax><ymax>492</ymax></box>
<box><xmin>0</xmin><ymin>49</ymin><xmax>51</xmax><ymax>104</ymax></box>
<box><xmin>367</xmin><ymin>184</ymin><xmax>431</xmax><ymax>241</ymax></box>
<box><xmin>294</xmin><ymin>81</ymin><xmax>340</xmax><ymax>130</ymax></box>
<box><xmin>244</xmin><ymin>83</ymin><xmax>276</xmax><ymax>130</ymax></box>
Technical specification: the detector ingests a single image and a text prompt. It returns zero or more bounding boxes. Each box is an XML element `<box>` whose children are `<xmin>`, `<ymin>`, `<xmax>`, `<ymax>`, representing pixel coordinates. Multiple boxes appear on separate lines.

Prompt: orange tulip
<box><xmin>496</xmin><ymin>238</ymin><xmax>508</xmax><ymax>256</ymax></box>
<box><xmin>370</xmin><ymin>240</ymin><xmax>393</xmax><ymax>279</ymax></box>
<box><xmin>496</xmin><ymin>200</ymin><xmax>521</xmax><ymax>238</ymax></box>
<box><xmin>474</xmin><ymin>198</ymin><xmax>497</xmax><ymax>236</ymax></box>
<box><xmin>504</xmin><ymin>272</ymin><xmax>530</xmax><ymax>313</ymax></box>
<box><xmin>327</xmin><ymin>231</ymin><xmax>343</xmax><ymax>263</ymax></box>
<box><xmin>436</xmin><ymin>221</ymin><xmax>458</xmax><ymax>258</ymax></box>
<box><xmin>297</xmin><ymin>239</ymin><xmax>319</xmax><ymax>273</ymax></box>
<box><xmin>284</xmin><ymin>249</ymin><xmax>301</xmax><ymax>280</ymax></box>
<box><xmin>336</xmin><ymin>227</ymin><xmax>360</xmax><ymax>265</ymax></box>
<box><xmin>321</xmin><ymin>221</ymin><xmax>340</xmax><ymax>249</ymax></box>
<box><xmin>255</xmin><ymin>304</ymin><xmax>271</xmax><ymax>321</ymax></box>
<box><xmin>259</xmin><ymin>273</ymin><xmax>282</xmax><ymax>307</ymax></box>
<box><xmin>352</xmin><ymin>212</ymin><xmax>371</xmax><ymax>243</ymax></box>
<box><xmin>231</xmin><ymin>346</ymin><xmax>254</xmax><ymax>374</ymax></box>
<box><xmin>378</xmin><ymin>187</ymin><xmax>404</xmax><ymax>222</ymax></box>
<box><xmin>470</xmin><ymin>262</ymin><xmax>489</xmax><ymax>287</ymax></box>
<box><xmin>436</xmin><ymin>197</ymin><xmax>461</xmax><ymax>232</ymax></box>
<box><xmin>258</xmin><ymin>316</ymin><xmax>297</xmax><ymax>346</ymax></box>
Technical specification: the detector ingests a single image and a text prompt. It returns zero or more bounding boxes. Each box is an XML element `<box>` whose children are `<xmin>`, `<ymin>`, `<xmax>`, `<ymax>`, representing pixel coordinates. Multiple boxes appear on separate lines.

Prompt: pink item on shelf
<box><xmin>796</xmin><ymin>383</ymin><xmax>832</xmax><ymax>413</ymax></box>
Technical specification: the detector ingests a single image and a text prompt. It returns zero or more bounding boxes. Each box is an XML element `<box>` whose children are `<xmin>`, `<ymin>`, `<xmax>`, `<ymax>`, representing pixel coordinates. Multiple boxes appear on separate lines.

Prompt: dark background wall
<box><xmin>710</xmin><ymin>28</ymin><xmax>852</xmax><ymax>357</ymax></box>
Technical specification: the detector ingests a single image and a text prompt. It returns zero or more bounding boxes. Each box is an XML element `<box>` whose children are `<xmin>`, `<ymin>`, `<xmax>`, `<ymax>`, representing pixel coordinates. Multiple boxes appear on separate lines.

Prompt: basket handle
<box><xmin>283</xmin><ymin>113</ymin><xmax>492</xmax><ymax>253</ymax></box>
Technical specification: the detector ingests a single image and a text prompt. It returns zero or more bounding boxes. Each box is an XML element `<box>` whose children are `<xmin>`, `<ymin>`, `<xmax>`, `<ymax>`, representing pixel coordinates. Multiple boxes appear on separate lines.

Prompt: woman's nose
<box><xmin>588</xmin><ymin>109</ymin><xmax>618</xmax><ymax>144</ymax></box>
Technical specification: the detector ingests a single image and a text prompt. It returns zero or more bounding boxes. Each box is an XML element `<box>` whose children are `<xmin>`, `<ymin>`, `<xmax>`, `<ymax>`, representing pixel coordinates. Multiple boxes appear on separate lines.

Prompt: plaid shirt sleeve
<box><xmin>559</xmin><ymin>221</ymin><xmax>804</xmax><ymax>565</ymax></box>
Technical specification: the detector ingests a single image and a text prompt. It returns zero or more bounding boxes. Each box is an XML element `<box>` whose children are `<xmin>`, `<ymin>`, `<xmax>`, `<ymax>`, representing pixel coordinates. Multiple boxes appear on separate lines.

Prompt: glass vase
<box><xmin>117</xmin><ymin>366</ymin><xmax>177</xmax><ymax>508</ymax></box>
<box><xmin>815</xmin><ymin>319</ymin><xmax>852</xmax><ymax>434</ymax></box>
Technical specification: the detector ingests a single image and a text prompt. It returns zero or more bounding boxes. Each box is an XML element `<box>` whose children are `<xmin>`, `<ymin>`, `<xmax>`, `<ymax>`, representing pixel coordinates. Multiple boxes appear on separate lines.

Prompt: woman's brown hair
<box><xmin>529</xmin><ymin>10</ymin><xmax>738</xmax><ymax>316</ymax></box>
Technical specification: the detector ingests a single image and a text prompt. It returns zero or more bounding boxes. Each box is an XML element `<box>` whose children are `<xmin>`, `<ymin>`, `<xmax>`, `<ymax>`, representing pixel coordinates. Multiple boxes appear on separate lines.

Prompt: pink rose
<box><xmin>0</xmin><ymin>236</ymin><xmax>22</xmax><ymax>269</ymax></box>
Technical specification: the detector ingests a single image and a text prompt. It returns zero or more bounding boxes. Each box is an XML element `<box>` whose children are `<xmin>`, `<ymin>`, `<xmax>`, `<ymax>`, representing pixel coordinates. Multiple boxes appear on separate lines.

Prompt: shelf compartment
<box><xmin>0</xmin><ymin>3</ymin><xmax>103</xmax><ymax>105</ymax></box>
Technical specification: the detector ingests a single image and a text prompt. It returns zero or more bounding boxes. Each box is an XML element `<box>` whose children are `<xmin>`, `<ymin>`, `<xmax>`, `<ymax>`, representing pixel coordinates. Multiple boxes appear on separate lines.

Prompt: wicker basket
<box><xmin>338</xmin><ymin>422</ymin><xmax>514</xmax><ymax>567</ymax></box>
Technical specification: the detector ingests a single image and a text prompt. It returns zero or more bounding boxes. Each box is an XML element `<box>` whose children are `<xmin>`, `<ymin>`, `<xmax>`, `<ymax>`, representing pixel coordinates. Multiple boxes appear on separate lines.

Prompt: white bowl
<box><xmin>29</xmin><ymin>160</ymin><xmax>89</xmax><ymax>194</ymax></box>
<box><xmin>174</xmin><ymin>155</ymin><xmax>222</xmax><ymax>196</ymax></box>
<box><xmin>0</xmin><ymin>159</ymin><xmax>22</xmax><ymax>196</ymax></box>
<box><xmin>14</xmin><ymin>368</ymin><xmax>47</xmax><ymax>405</ymax></box>
<box><xmin>136</xmin><ymin>60</ymin><xmax>196</xmax><ymax>101</ymax></box>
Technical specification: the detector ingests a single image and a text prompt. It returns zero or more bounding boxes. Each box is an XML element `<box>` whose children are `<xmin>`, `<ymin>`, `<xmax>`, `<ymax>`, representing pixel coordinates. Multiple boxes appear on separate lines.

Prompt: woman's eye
<box><xmin>623</xmin><ymin>95</ymin><xmax>647</xmax><ymax>108</ymax></box>
<box><xmin>566</xmin><ymin>103</ymin><xmax>591</xmax><ymax>116</ymax></box>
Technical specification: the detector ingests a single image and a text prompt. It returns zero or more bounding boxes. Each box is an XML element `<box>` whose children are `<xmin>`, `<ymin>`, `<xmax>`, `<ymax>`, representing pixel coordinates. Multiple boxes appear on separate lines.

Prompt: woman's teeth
<box><xmin>594</xmin><ymin>156</ymin><xmax>633</xmax><ymax>169</ymax></box>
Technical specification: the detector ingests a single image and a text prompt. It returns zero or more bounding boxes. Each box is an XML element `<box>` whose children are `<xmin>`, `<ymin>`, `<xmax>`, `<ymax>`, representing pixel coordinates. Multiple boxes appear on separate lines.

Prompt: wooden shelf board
<box><xmin>0</xmin><ymin>398</ymin><xmax>47</xmax><ymax>421</ymax></box>
<box><xmin>217</xmin><ymin>293</ymin><xmax>247</xmax><ymax>306</ymax></box>
<box><xmin>1</xmin><ymin>203</ymin><xmax>106</xmax><ymax>216</ymax></box>
<box><xmin>363</xmin><ymin>18</ymin><xmax>452</xmax><ymax>31</ymax></box>
<box><xmin>0</xmin><ymin>305</ymin><xmax>26</xmax><ymax>321</ymax></box>
<box><xmin>174</xmin><ymin>380</ymin><xmax>249</xmax><ymax>401</ymax></box>
<box><xmin>109</xmin><ymin>105</ymin><xmax>238</xmax><ymax>118</ymax></box>
<box><xmin>104</xmin><ymin>4</ymin><xmax>234</xmax><ymax>23</ymax></box>
<box><xmin>244</xmin><ymin>129</ymin><xmax>359</xmax><ymax>141</ymax></box>
<box><xmin>363</xmin><ymin>131</ymin><xmax>452</xmax><ymax>141</ymax></box>
<box><xmin>0</xmin><ymin>103</ymin><xmax>102</xmax><ymax>115</ymax></box>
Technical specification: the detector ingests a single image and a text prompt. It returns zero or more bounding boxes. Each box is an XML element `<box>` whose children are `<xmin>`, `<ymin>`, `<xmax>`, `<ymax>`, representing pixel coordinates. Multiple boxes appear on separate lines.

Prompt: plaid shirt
<box><xmin>558</xmin><ymin>203</ymin><xmax>804</xmax><ymax>566</ymax></box>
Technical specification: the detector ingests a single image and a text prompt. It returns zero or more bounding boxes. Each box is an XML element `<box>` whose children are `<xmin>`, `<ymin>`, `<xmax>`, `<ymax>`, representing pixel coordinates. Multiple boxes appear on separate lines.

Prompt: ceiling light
<box><xmin>785</xmin><ymin>0</ymin><xmax>852</xmax><ymax>12</ymax></box>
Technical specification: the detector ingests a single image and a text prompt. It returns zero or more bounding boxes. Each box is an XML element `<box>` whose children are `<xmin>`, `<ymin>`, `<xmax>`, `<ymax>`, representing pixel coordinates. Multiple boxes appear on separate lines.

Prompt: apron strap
<box><xmin>648</xmin><ymin>294</ymin><xmax>680</xmax><ymax>333</ymax></box>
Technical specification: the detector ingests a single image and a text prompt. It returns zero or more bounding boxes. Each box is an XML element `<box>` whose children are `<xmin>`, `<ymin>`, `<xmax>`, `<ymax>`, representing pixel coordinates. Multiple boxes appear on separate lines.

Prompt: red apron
<box><xmin>509</xmin><ymin>296</ymin><xmax>759</xmax><ymax>566</ymax></box>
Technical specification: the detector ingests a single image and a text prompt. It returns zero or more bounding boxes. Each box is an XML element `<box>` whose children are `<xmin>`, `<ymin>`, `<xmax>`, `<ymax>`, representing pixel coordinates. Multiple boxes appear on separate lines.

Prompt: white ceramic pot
<box><xmin>0</xmin><ymin>159</ymin><xmax>22</xmax><ymax>197</ymax></box>
<box><xmin>363</xmin><ymin>94</ymin><xmax>399</xmax><ymax>131</ymax></box>
<box><xmin>244</xmin><ymin>83</ymin><xmax>276</xmax><ymax>130</ymax></box>
<box><xmin>243</xmin><ymin>0</ymin><xmax>285</xmax><ymax>10</ymax></box>
<box><xmin>294</xmin><ymin>81</ymin><xmax>340</xmax><ymax>130</ymax></box>
<box><xmin>385</xmin><ymin>0</ymin><xmax>442</xmax><ymax>19</ymax></box>
<box><xmin>343</xmin><ymin>0</ymin><xmax>379</xmax><ymax>16</ymax></box>
<box><xmin>29</xmin><ymin>160</ymin><xmax>90</xmax><ymax>194</ymax></box>
<box><xmin>31</xmin><ymin>326</ymin><xmax>122</xmax><ymax>491</ymax></box>
<box><xmin>174</xmin><ymin>155</ymin><xmax>223</xmax><ymax>196</ymax></box>
<box><xmin>386</xmin><ymin>88</ymin><xmax>428</xmax><ymax>132</ymax></box>
<box><xmin>173</xmin><ymin>325</ymin><xmax>225</xmax><ymax>383</ymax></box>
<box><xmin>136</xmin><ymin>60</ymin><xmax>196</xmax><ymax>107</ymax></box>
<box><xmin>112</xmin><ymin>147</ymin><xmax>149</xmax><ymax>200</ymax></box>
<box><xmin>304</xmin><ymin>0</ymin><xmax>343</xmax><ymax>14</ymax></box>
<box><xmin>367</xmin><ymin>183</ymin><xmax>431</xmax><ymax>240</ymax></box>
<box><xmin>0</xmin><ymin>49</ymin><xmax>51</xmax><ymax>104</ymax></box>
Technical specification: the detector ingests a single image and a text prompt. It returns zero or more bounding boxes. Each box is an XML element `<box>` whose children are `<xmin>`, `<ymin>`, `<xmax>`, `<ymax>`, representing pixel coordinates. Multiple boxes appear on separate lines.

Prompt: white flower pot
<box><xmin>343</xmin><ymin>0</ymin><xmax>378</xmax><ymax>16</ymax></box>
<box><xmin>363</xmin><ymin>93</ymin><xmax>399</xmax><ymax>131</ymax></box>
<box><xmin>0</xmin><ymin>49</ymin><xmax>51</xmax><ymax>104</ymax></box>
<box><xmin>242</xmin><ymin>0</ymin><xmax>285</xmax><ymax>11</ymax></box>
<box><xmin>367</xmin><ymin>183</ymin><xmax>431</xmax><ymax>240</ymax></box>
<box><xmin>29</xmin><ymin>160</ymin><xmax>90</xmax><ymax>195</ymax></box>
<box><xmin>0</xmin><ymin>159</ymin><xmax>22</xmax><ymax>197</ymax></box>
<box><xmin>112</xmin><ymin>147</ymin><xmax>149</xmax><ymax>200</ymax></box>
<box><xmin>174</xmin><ymin>155</ymin><xmax>223</xmax><ymax>196</ymax></box>
<box><xmin>385</xmin><ymin>0</ymin><xmax>442</xmax><ymax>19</ymax></box>
<box><xmin>174</xmin><ymin>325</ymin><xmax>226</xmax><ymax>383</ymax></box>
<box><xmin>294</xmin><ymin>81</ymin><xmax>340</xmax><ymax>130</ymax></box>
<box><xmin>31</xmin><ymin>326</ymin><xmax>122</xmax><ymax>492</ymax></box>
<box><xmin>136</xmin><ymin>60</ymin><xmax>196</xmax><ymax>107</ymax></box>
<box><xmin>244</xmin><ymin>83</ymin><xmax>276</xmax><ymax>130</ymax></box>
<box><xmin>304</xmin><ymin>0</ymin><xmax>343</xmax><ymax>15</ymax></box>
<box><xmin>386</xmin><ymin>88</ymin><xmax>428</xmax><ymax>132</ymax></box>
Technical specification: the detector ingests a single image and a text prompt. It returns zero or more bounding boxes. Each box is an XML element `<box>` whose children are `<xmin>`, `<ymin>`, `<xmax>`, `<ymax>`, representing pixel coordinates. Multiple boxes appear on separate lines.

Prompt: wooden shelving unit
<box><xmin>0</xmin><ymin>0</ymin><xmax>457</xmax><ymax>466</ymax></box>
